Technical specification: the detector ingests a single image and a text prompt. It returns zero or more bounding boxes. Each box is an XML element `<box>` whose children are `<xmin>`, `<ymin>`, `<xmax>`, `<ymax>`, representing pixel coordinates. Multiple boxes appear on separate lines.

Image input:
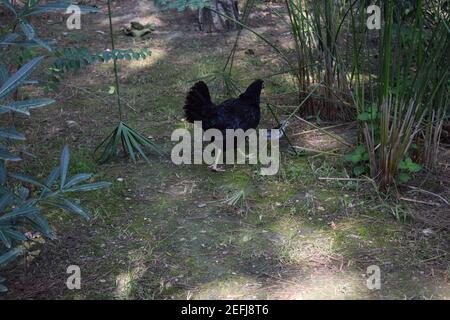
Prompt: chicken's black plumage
<box><xmin>184</xmin><ymin>79</ymin><xmax>263</xmax><ymax>133</ymax></box>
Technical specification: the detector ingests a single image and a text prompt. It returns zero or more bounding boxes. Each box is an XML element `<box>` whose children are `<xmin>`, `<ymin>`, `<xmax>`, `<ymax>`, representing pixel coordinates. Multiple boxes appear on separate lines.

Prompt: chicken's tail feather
<box><xmin>184</xmin><ymin>81</ymin><xmax>212</xmax><ymax>123</ymax></box>
<box><xmin>239</xmin><ymin>79</ymin><xmax>264</xmax><ymax>103</ymax></box>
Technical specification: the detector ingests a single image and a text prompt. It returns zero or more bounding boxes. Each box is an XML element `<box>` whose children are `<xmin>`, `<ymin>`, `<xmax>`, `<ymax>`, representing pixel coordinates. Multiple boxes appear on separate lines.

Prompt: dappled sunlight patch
<box><xmin>267</xmin><ymin>216</ymin><xmax>336</xmax><ymax>265</ymax></box>
<box><xmin>114</xmin><ymin>269</ymin><xmax>135</xmax><ymax>299</ymax></box>
<box><xmin>114</xmin><ymin>246</ymin><xmax>153</xmax><ymax>299</ymax></box>
<box><xmin>330</xmin><ymin>214</ymin><xmax>400</xmax><ymax>254</ymax></box>
<box><xmin>192</xmin><ymin>275</ymin><xmax>264</xmax><ymax>300</ymax></box>
<box><xmin>124</xmin><ymin>48</ymin><xmax>167</xmax><ymax>71</ymax></box>
<box><xmin>271</xmin><ymin>270</ymin><xmax>372</xmax><ymax>299</ymax></box>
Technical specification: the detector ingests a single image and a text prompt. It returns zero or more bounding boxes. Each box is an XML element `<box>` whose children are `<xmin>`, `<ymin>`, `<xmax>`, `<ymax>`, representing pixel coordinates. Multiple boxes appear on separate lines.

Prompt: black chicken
<box><xmin>184</xmin><ymin>80</ymin><xmax>264</xmax><ymax>171</ymax></box>
<box><xmin>184</xmin><ymin>79</ymin><xmax>263</xmax><ymax>132</ymax></box>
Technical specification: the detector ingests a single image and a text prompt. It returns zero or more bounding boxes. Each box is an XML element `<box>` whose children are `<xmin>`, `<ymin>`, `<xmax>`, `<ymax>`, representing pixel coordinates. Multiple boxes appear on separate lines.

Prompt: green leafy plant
<box><xmin>348</xmin><ymin>0</ymin><xmax>449</xmax><ymax>187</ymax></box>
<box><xmin>52</xmin><ymin>47</ymin><xmax>151</xmax><ymax>72</ymax></box>
<box><xmin>94</xmin><ymin>0</ymin><xmax>161</xmax><ymax>164</ymax></box>
<box><xmin>0</xmin><ymin>0</ymin><xmax>109</xmax><ymax>292</ymax></box>
<box><xmin>46</xmin><ymin>47</ymin><xmax>151</xmax><ymax>92</ymax></box>
<box><xmin>344</xmin><ymin>144</ymin><xmax>369</xmax><ymax>176</ymax></box>
<box><xmin>0</xmin><ymin>146</ymin><xmax>110</xmax><ymax>288</ymax></box>
<box><xmin>398</xmin><ymin>157</ymin><xmax>422</xmax><ymax>182</ymax></box>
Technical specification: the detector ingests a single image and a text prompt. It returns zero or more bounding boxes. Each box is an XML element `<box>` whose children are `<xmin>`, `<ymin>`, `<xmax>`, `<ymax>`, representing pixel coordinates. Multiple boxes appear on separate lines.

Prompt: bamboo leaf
<box><xmin>59</xmin><ymin>198</ymin><xmax>91</xmax><ymax>220</ymax></box>
<box><xmin>65</xmin><ymin>181</ymin><xmax>111</xmax><ymax>192</ymax></box>
<box><xmin>0</xmin><ymin>98</ymin><xmax>55</xmax><ymax>115</ymax></box>
<box><xmin>0</xmin><ymin>148</ymin><xmax>21</xmax><ymax>161</ymax></box>
<box><xmin>63</xmin><ymin>173</ymin><xmax>92</xmax><ymax>189</ymax></box>
<box><xmin>9</xmin><ymin>172</ymin><xmax>50</xmax><ymax>190</ymax></box>
<box><xmin>59</xmin><ymin>145</ymin><xmax>70</xmax><ymax>188</ymax></box>
<box><xmin>45</xmin><ymin>166</ymin><xmax>60</xmax><ymax>188</ymax></box>
<box><xmin>0</xmin><ymin>193</ymin><xmax>14</xmax><ymax>211</ymax></box>
<box><xmin>0</xmin><ymin>206</ymin><xmax>40</xmax><ymax>223</ymax></box>
<box><xmin>0</xmin><ymin>248</ymin><xmax>22</xmax><ymax>266</ymax></box>
<box><xmin>0</xmin><ymin>56</ymin><xmax>43</xmax><ymax>99</ymax></box>
<box><xmin>0</xmin><ymin>230</ymin><xmax>11</xmax><ymax>248</ymax></box>
<box><xmin>0</xmin><ymin>127</ymin><xmax>26</xmax><ymax>140</ymax></box>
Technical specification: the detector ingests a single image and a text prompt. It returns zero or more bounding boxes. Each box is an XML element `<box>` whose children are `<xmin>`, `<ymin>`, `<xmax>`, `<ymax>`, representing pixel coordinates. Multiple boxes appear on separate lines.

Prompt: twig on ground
<box><xmin>400</xmin><ymin>197</ymin><xmax>441</xmax><ymax>206</ymax></box>
<box><xmin>407</xmin><ymin>186</ymin><xmax>450</xmax><ymax>207</ymax></box>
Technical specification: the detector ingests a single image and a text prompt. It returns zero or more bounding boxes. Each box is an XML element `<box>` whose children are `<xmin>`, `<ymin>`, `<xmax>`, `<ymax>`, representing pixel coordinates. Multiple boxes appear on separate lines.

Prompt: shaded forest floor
<box><xmin>2</xmin><ymin>0</ymin><xmax>450</xmax><ymax>299</ymax></box>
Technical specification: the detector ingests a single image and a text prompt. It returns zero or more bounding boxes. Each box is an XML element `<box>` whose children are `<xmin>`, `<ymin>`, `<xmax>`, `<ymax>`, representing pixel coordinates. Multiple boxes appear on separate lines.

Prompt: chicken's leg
<box><xmin>209</xmin><ymin>148</ymin><xmax>225</xmax><ymax>172</ymax></box>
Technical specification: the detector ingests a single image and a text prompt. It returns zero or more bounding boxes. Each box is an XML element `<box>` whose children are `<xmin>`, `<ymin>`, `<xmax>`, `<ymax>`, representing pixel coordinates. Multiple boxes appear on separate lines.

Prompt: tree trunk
<box><xmin>198</xmin><ymin>0</ymin><xmax>239</xmax><ymax>32</ymax></box>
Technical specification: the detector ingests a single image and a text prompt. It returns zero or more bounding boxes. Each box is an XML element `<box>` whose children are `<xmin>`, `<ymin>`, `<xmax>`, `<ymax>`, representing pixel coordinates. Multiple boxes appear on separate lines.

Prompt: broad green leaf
<box><xmin>0</xmin><ymin>56</ymin><xmax>43</xmax><ymax>99</ymax></box>
<box><xmin>0</xmin><ymin>248</ymin><xmax>22</xmax><ymax>266</ymax></box>
<box><xmin>60</xmin><ymin>198</ymin><xmax>91</xmax><ymax>220</ymax></box>
<box><xmin>357</xmin><ymin>112</ymin><xmax>371</xmax><ymax>121</ymax></box>
<box><xmin>0</xmin><ymin>193</ymin><xmax>13</xmax><ymax>211</ymax></box>
<box><xmin>27</xmin><ymin>213</ymin><xmax>53</xmax><ymax>238</ymax></box>
<box><xmin>399</xmin><ymin>157</ymin><xmax>422</xmax><ymax>173</ymax></box>
<box><xmin>353</xmin><ymin>165</ymin><xmax>367</xmax><ymax>176</ymax></box>
<box><xmin>398</xmin><ymin>172</ymin><xmax>411</xmax><ymax>183</ymax></box>
<box><xmin>0</xmin><ymin>230</ymin><xmax>11</xmax><ymax>248</ymax></box>
<box><xmin>32</xmin><ymin>38</ymin><xmax>53</xmax><ymax>52</ymax></box>
<box><xmin>8</xmin><ymin>172</ymin><xmax>50</xmax><ymax>190</ymax></box>
<box><xmin>4</xmin><ymin>38</ymin><xmax>56</xmax><ymax>48</ymax></box>
<box><xmin>46</xmin><ymin>166</ymin><xmax>60</xmax><ymax>188</ymax></box>
<box><xmin>60</xmin><ymin>145</ymin><xmax>70</xmax><ymax>188</ymax></box>
<box><xmin>0</xmin><ymin>33</ymin><xmax>19</xmax><ymax>45</ymax></box>
<box><xmin>344</xmin><ymin>152</ymin><xmax>361</xmax><ymax>164</ymax></box>
<box><xmin>0</xmin><ymin>284</ymin><xmax>7</xmax><ymax>292</ymax></box>
<box><xmin>63</xmin><ymin>173</ymin><xmax>92</xmax><ymax>189</ymax></box>
<box><xmin>0</xmin><ymin>148</ymin><xmax>20</xmax><ymax>161</ymax></box>
<box><xmin>0</xmin><ymin>127</ymin><xmax>26</xmax><ymax>140</ymax></box>
<box><xmin>0</xmin><ymin>98</ymin><xmax>55</xmax><ymax>115</ymax></box>
<box><xmin>0</xmin><ymin>206</ymin><xmax>40</xmax><ymax>223</ymax></box>
<box><xmin>65</xmin><ymin>181</ymin><xmax>111</xmax><ymax>192</ymax></box>
<box><xmin>3</xmin><ymin>229</ymin><xmax>27</xmax><ymax>242</ymax></box>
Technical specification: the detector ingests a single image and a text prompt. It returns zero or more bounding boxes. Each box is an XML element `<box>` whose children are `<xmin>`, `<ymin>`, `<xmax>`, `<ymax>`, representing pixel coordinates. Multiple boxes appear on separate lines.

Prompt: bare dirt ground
<box><xmin>1</xmin><ymin>0</ymin><xmax>450</xmax><ymax>300</ymax></box>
